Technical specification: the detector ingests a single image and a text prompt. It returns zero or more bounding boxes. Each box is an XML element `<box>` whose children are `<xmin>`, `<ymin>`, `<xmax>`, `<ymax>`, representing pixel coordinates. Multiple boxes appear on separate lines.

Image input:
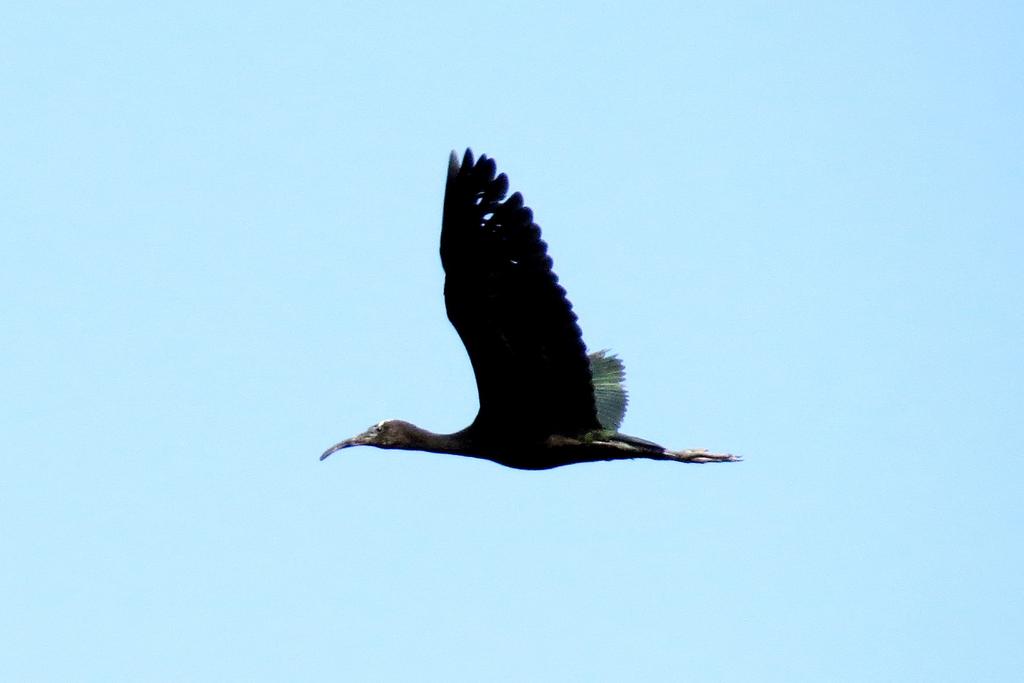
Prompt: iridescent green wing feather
<box><xmin>588</xmin><ymin>350</ymin><xmax>628</xmax><ymax>431</ymax></box>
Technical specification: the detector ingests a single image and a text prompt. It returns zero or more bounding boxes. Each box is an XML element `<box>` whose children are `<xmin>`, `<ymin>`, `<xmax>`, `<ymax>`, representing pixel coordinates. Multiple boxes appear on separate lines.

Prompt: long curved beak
<box><xmin>320</xmin><ymin>438</ymin><xmax>357</xmax><ymax>461</ymax></box>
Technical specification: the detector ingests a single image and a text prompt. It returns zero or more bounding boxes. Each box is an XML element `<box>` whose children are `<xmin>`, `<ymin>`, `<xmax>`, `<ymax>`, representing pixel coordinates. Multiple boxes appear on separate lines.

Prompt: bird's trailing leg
<box><xmin>664</xmin><ymin>448</ymin><xmax>741</xmax><ymax>464</ymax></box>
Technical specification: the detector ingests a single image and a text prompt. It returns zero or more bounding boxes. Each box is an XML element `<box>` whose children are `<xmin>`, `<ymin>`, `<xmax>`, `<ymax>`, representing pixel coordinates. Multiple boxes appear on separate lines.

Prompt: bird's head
<box><xmin>320</xmin><ymin>419</ymin><xmax>414</xmax><ymax>460</ymax></box>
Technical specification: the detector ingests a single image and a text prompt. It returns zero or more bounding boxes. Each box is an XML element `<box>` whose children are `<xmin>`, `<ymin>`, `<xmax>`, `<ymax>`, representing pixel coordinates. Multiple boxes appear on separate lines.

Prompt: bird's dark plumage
<box><xmin>441</xmin><ymin>149</ymin><xmax>599</xmax><ymax>443</ymax></box>
<box><xmin>321</xmin><ymin>149</ymin><xmax>737</xmax><ymax>469</ymax></box>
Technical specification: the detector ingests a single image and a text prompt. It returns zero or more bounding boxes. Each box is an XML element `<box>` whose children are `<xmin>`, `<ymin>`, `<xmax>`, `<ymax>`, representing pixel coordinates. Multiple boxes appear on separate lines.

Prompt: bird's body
<box><xmin>322</xmin><ymin>150</ymin><xmax>737</xmax><ymax>469</ymax></box>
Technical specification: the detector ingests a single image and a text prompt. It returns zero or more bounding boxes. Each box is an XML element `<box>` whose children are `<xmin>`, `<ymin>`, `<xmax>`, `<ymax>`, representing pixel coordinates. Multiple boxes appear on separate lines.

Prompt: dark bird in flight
<box><xmin>321</xmin><ymin>149</ymin><xmax>737</xmax><ymax>470</ymax></box>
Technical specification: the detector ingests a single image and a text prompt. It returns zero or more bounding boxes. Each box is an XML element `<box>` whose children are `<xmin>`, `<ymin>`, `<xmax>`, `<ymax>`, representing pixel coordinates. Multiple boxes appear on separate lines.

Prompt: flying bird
<box><xmin>321</xmin><ymin>150</ymin><xmax>737</xmax><ymax>469</ymax></box>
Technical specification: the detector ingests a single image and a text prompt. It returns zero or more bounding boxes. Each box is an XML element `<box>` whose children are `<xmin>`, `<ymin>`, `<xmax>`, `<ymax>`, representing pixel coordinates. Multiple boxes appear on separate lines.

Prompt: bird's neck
<box><xmin>389</xmin><ymin>421</ymin><xmax>469</xmax><ymax>455</ymax></box>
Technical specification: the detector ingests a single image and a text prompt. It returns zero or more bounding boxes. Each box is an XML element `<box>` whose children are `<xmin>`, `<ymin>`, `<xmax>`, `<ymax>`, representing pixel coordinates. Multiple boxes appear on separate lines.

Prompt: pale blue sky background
<box><xmin>3</xmin><ymin>2</ymin><xmax>1022</xmax><ymax>681</ymax></box>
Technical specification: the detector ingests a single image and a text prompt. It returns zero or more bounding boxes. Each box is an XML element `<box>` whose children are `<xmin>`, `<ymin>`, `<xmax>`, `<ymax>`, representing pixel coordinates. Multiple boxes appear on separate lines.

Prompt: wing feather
<box><xmin>441</xmin><ymin>149</ymin><xmax>600</xmax><ymax>439</ymax></box>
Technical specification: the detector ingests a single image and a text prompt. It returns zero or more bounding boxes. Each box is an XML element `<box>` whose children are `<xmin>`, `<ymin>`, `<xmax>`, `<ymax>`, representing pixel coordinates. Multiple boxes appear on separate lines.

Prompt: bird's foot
<box><xmin>666</xmin><ymin>448</ymin><xmax>741</xmax><ymax>464</ymax></box>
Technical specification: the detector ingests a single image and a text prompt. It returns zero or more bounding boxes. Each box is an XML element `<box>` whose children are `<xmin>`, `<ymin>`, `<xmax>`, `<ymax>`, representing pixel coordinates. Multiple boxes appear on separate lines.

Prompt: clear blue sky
<box><xmin>3</xmin><ymin>2</ymin><xmax>1021</xmax><ymax>681</ymax></box>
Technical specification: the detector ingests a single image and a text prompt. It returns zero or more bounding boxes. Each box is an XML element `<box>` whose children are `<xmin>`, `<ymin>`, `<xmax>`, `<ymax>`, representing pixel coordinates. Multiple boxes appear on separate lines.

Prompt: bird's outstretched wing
<box><xmin>441</xmin><ymin>149</ymin><xmax>601</xmax><ymax>440</ymax></box>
